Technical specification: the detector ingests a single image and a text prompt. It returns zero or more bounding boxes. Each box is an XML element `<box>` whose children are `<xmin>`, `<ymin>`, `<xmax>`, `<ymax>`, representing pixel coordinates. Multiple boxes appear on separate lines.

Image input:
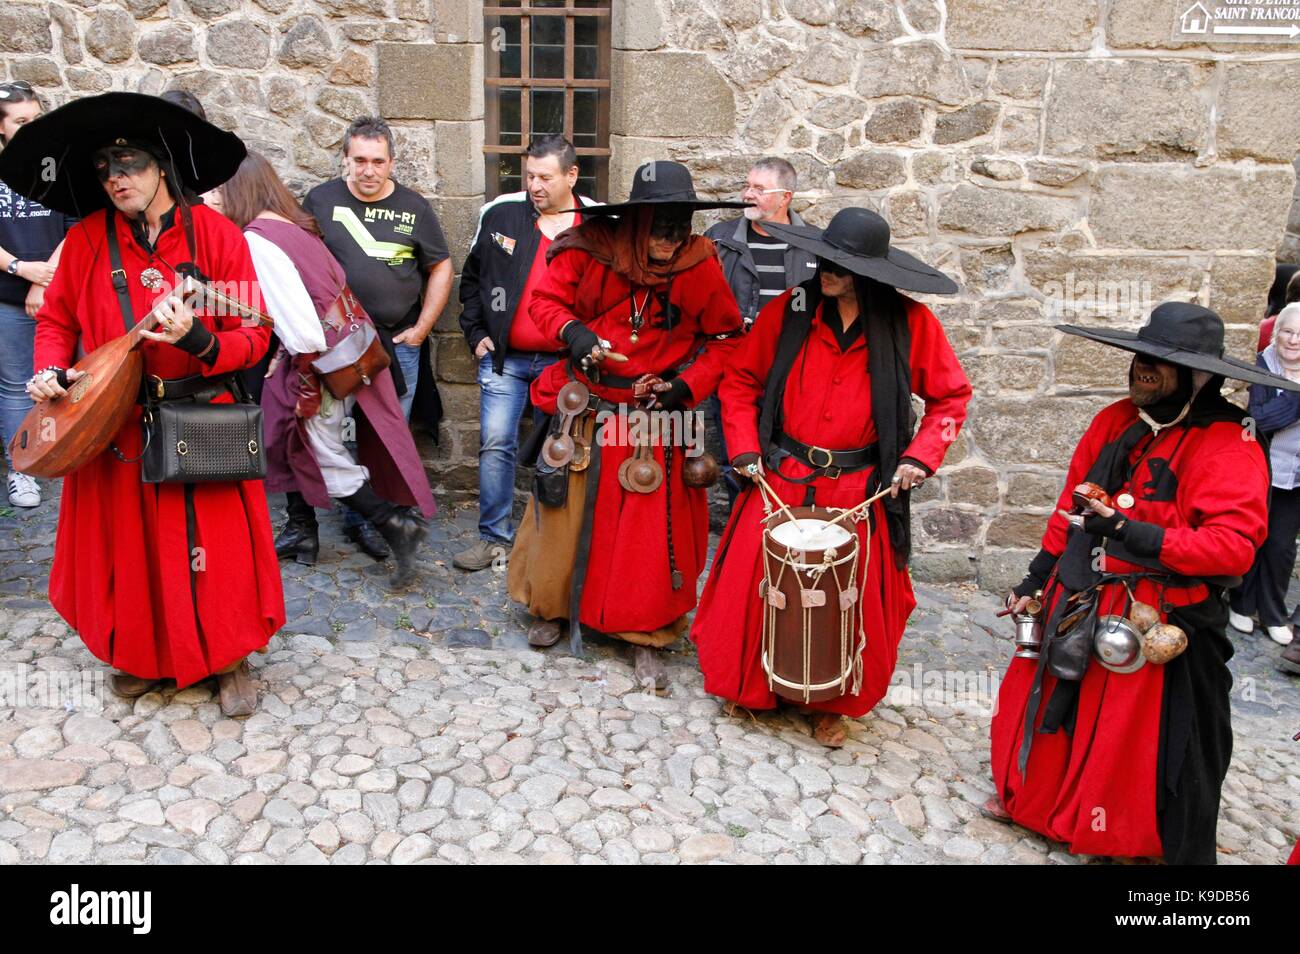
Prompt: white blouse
<box><xmin>244</xmin><ymin>231</ymin><xmax>329</xmax><ymax>356</ymax></box>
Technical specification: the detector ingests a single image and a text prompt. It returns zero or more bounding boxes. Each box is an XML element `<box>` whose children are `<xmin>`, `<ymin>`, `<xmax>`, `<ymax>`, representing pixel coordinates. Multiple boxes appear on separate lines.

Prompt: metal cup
<box><xmin>1013</xmin><ymin>612</ymin><xmax>1043</xmax><ymax>659</ymax></box>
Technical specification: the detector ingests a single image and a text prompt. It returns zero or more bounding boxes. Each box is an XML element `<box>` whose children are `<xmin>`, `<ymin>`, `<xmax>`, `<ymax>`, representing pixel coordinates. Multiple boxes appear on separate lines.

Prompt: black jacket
<box><xmin>705</xmin><ymin>210</ymin><xmax>818</xmax><ymax>325</ymax></box>
<box><xmin>458</xmin><ymin>191</ymin><xmax>599</xmax><ymax>374</ymax></box>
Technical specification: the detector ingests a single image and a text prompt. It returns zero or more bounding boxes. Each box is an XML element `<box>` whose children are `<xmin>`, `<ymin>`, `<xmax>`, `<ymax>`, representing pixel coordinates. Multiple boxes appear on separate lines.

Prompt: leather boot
<box><xmin>341</xmin><ymin>484</ymin><xmax>426</xmax><ymax>587</ymax></box>
<box><xmin>274</xmin><ymin>492</ymin><xmax>319</xmax><ymax>565</ymax></box>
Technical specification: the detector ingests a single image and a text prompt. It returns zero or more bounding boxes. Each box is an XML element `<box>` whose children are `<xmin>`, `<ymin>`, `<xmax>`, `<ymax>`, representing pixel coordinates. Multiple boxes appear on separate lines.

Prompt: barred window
<box><xmin>484</xmin><ymin>0</ymin><xmax>612</xmax><ymax>201</ymax></box>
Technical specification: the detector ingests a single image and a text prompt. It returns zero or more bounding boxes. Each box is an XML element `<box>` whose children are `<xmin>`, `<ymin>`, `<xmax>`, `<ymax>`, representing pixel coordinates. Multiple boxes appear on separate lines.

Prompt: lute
<box><xmin>9</xmin><ymin>276</ymin><xmax>273</xmax><ymax>478</ymax></box>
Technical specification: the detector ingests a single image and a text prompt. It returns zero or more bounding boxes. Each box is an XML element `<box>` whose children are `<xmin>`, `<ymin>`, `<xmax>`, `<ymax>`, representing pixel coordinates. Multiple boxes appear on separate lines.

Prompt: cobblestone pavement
<box><xmin>1</xmin><ymin>490</ymin><xmax>1296</xmax><ymax>865</ymax></box>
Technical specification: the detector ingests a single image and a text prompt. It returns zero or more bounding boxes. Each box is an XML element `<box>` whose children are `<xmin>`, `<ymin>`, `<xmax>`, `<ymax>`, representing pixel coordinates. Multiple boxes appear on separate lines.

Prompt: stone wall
<box><xmin>4</xmin><ymin>0</ymin><xmax>1299</xmax><ymax>587</ymax></box>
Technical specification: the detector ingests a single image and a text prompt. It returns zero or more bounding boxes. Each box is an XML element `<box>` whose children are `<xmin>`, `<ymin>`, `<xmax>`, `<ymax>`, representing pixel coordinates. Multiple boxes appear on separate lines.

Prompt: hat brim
<box><xmin>1058</xmin><ymin>323</ymin><xmax>1300</xmax><ymax>392</ymax></box>
<box><xmin>0</xmin><ymin>92</ymin><xmax>246</xmax><ymax>217</ymax></box>
<box><xmin>562</xmin><ymin>198</ymin><xmax>754</xmax><ymax>215</ymax></box>
<box><xmin>757</xmin><ymin>219</ymin><xmax>959</xmax><ymax>295</ymax></box>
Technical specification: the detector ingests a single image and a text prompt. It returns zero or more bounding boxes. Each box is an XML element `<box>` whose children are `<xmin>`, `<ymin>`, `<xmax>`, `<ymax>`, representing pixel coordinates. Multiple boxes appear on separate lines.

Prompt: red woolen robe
<box><xmin>989</xmin><ymin>398</ymin><xmax>1268</xmax><ymax>861</ymax></box>
<box><xmin>692</xmin><ymin>291</ymin><xmax>972</xmax><ymax>717</ymax></box>
<box><xmin>526</xmin><ymin>246</ymin><xmax>742</xmax><ymax>635</ymax></box>
<box><xmin>32</xmin><ymin>204</ymin><xmax>285</xmax><ymax>687</ymax></box>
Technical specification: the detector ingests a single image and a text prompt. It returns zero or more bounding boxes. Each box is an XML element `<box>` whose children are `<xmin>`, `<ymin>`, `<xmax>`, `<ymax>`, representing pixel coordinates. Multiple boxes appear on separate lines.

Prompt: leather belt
<box><xmin>141</xmin><ymin>372</ymin><xmax>231</xmax><ymax>404</ymax></box>
<box><xmin>770</xmin><ymin>431</ymin><xmax>878</xmax><ymax>480</ymax></box>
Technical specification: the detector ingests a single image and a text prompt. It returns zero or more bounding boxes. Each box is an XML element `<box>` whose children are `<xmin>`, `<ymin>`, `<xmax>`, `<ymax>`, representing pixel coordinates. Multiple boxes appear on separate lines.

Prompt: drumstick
<box><xmin>748</xmin><ymin>468</ymin><xmax>801</xmax><ymax>528</ymax></box>
<box><xmin>820</xmin><ymin>486</ymin><xmax>895</xmax><ymax>531</ymax></box>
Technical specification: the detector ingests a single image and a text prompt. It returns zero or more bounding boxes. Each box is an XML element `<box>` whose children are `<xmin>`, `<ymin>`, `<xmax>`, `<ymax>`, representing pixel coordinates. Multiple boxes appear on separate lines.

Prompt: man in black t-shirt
<box><xmin>302</xmin><ymin>116</ymin><xmax>452</xmax><ymax>559</ymax></box>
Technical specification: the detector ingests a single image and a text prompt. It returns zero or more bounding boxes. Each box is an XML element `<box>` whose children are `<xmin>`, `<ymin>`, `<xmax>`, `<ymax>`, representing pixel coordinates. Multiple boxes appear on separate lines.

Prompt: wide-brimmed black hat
<box><xmin>0</xmin><ymin>92</ymin><xmax>245</xmax><ymax>217</ymax></box>
<box><xmin>1059</xmin><ymin>301</ymin><xmax>1300</xmax><ymax>392</ymax></box>
<box><xmin>567</xmin><ymin>160</ymin><xmax>751</xmax><ymax>216</ymax></box>
<box><xmin>758</xmin><ymin>207</ymin><xmax>958</xmax><ymax>295</ymax></box>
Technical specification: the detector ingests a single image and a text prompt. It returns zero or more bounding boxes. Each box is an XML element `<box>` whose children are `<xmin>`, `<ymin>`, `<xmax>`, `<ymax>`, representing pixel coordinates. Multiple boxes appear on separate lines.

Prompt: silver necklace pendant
<box><xmin>140</xmin><ymin>267</ymin><xmax>166</xmax><ymax>291</ymax></box>
<box><xmin>1116</xmin><ymin>492</ymin><xmax>1135</xmax><ymax>509</ymax></box>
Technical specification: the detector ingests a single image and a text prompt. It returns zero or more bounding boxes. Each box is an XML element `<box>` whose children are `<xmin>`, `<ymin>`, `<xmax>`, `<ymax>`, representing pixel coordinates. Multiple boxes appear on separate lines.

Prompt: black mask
<box><xmin>92</xmin><ymin>146</ymin><xmax>155</xmax><ymax>182</ymax></box>
<box><xmin>649</xmin><ymin>206</ymin><xmax>691</xmax><ymax>243</ymax></box>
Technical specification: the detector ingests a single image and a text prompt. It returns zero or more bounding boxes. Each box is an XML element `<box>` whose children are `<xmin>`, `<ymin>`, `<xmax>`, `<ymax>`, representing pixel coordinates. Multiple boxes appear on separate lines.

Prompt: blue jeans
<box><xmin>0</xmin><ymin>301</ymin><xmax>35</xmax><ymax>467</ymax></box>
<box><xmin>478</xmin><ymin>350</ymin><xmax>556</xmax><ymax>544</ymax></box>
<box><xmin>394</xmin><ymin>341</ymin><xmax>422</xmax><ymax>421</ymax></box>
<box><xmin>343</xmin><ymin>340</ymin><xmax>422</xmax><ymax>530</ymax></box>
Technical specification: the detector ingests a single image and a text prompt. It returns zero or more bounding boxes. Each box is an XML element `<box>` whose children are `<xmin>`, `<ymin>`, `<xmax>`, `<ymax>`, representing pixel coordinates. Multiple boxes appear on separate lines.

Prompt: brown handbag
<box><xmin>310</xmin><ymin>286</ymin><xmax>391</xmax><ymax>399</ymax></box>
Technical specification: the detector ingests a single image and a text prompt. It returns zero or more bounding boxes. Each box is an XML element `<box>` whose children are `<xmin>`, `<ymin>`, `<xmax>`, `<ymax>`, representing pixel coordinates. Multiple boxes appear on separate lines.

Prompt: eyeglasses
<box><xmin>0</xmin><ymin>82</ymin><xmax>35</xmax><ymax>100</ymax></box>
<box><xmin>741</xmin><ymin>185</ymin><xmax>790</xmax><ymax>197</ymax></box>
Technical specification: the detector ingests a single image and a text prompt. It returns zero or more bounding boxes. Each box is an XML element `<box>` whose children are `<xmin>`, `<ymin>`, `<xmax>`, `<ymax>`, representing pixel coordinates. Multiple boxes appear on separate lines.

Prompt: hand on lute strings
<box><xmin>26</xmin><ymin>367</ymin><xmax>83</xmax><ymax>401</ymax></box>
<box><xmin>138</xmin><ymin>296</ymin><xmax>196</xmax><ymax>345</ymax></box>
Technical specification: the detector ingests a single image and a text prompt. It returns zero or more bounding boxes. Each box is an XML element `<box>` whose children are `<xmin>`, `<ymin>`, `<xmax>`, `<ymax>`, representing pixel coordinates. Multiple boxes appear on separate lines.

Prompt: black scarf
<box><xmin>757</xmin><ymin>276</ymin><xmax>915</xmax><ymax>562</ymax></box>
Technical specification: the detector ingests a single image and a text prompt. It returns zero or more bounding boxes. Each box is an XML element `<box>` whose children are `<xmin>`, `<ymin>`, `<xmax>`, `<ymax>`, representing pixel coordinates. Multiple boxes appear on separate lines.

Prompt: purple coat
<box><xmin>249</xmin><ymin>218</ymin><xmax>436</xmax><ymax>517</ymax></box>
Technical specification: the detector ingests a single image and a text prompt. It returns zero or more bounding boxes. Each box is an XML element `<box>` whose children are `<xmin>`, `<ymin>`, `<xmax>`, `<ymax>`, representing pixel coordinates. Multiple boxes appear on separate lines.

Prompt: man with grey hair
<box><xmin>704</xmin><ymin>157</ymin><xmax>817</xmax><ymax>508</ymax></box>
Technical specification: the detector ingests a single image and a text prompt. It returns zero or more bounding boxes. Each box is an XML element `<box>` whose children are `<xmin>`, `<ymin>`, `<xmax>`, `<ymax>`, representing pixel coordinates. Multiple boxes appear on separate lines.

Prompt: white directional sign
<box><xmin>1176</xmin><ymin>2</ymin><xmax>1300</xmax><ymax>41</ymax></box>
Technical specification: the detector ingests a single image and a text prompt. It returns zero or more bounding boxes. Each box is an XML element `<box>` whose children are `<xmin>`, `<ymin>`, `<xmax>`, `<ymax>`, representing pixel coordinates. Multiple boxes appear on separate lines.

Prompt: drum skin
<box><xmin>761</xmin><ymin>506</ymin><xmax>862</xmax><ymax>703</ymax></box>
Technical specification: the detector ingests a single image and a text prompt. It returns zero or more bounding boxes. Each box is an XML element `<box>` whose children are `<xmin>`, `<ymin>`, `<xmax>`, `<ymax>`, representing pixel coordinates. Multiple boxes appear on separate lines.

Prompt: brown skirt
<box><xmin>507</xmin><ymin>415</ymin><xmax>684</xmax><ymax>648</ymax></box>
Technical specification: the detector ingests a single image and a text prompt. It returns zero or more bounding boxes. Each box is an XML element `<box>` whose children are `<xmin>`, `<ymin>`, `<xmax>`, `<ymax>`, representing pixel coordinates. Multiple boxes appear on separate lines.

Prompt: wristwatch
<box><xmin>6</xmin><ymin>260</ymin><xmax>20</xmax><ymax>276</ymax></box>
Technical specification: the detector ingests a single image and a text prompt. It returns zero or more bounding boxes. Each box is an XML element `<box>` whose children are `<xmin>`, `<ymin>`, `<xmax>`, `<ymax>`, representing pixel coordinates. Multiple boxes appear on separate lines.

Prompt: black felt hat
<box><xmin>1059</xmin><ymin>301</ymin><xmax>1300</xmax><ymax>392</ymax></box>
<box><xmin>758</xmin><ymin>207</ymin><xmax>958</xmax><ymax>295</ymax></box>
<box><xmin>568</xmin><ymin>160</ymin><xmax>752</xmax><ymax>215</ymax></box>
<box><xmin>0</xmin><ymin>91</ymin><xmax>245</xmax><ymax>217</ymax></box>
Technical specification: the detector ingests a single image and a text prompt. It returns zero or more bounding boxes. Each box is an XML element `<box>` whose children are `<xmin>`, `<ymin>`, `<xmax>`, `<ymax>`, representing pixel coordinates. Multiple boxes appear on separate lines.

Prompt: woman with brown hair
<box><xmin>218</xmin><ymin>152</ymin><xmax>434</xmax><ymax>587</ymax></box>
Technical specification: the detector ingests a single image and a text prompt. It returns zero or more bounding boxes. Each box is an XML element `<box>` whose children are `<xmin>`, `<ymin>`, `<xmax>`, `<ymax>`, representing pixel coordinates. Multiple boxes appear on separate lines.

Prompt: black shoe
<box><xmin>344</xmin><ymin>521</ymin><xmax>391</xmax><ymax>560</ymax></box>
<box><xmin>274</xmin><ymin>492</ymin><xmax>318</xmax><ymax>564</ymax></box>
<box><xmin>373</xmin><ymin>510</ymin><xmax>427</xmax><ymax>588</ymax></box>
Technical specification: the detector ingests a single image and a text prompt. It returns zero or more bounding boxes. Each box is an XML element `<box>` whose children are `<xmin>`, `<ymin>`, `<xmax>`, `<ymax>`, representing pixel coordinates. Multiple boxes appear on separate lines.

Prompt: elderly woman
<box><xmin>1230</xmin><ymin>302</ymin><xmax>1300</xmax><ymax>651</ymax></box>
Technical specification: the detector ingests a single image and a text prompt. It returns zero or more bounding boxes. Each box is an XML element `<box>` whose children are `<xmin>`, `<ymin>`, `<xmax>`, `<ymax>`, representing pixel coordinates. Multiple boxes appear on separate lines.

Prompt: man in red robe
<box><xmin>692</xmin><ymin>207</ymin><xmax>971</xmax><ymax>746</ymax></box>
<box><xmin>2</xmin><ymin>92</ymin><xmax>284</xmax><ymax>716</ymax></box>
<box><xmin>507</xmin><ymin>161</ymin><xmax>746</xmax><ymax>688</ymax></box>
<box><xmin>988</xmin><ymin>302</ymin><xmax>1293</xmax><ymax>864</ymax></box>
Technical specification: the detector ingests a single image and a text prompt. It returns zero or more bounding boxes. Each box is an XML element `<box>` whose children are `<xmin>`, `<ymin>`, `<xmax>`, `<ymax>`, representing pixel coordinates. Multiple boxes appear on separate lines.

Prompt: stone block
<box><xmin>317</xmin><ymin>88</ymin><xmax>372</xmax><ymax>122</ymax></box>
<box><xmin>279</xmin><ymin>15</ymin><xmax>335</xmax><ymax>70</ymax></box>
<box><xmin>378</xmin><ymin>43</ymin><xmax>482</xmax><ymax>121</ymax></box>
<box><xmin>991</xmin><ymin>58</ymin><xmax>1049</xmax><ymax>101</ymax></box>
<box><xmin>613</xmin><ymin>0</ymin><xmax>665</xmax><ymax>49</ymax></box>
<box><xmin>856</xmin><ymin>41</ymin><xmax>970</xmax><ymax>106</ymax></box>
<box><xmin>833</xmin><ymin>151</ymin><xmax>907</xmax><ymax>191</ymax></box>
<box><xmin>611</xmin><ymin>51</ymin><xmax>734</xmax><ymax>137</ymax></box>
<box><xmin>792</xmin><ymin>39</ymin><xmax>854</xmax><ymax>87</ymax></box>
<box><xmin>1053</xmin><ymin>334</ymin><xmax>1131</xmax><ymax>390</ymax></box>
<box><xmin>947</xmin><ymin>465</ymin><xmax>1000</xmax><ymax>507</ymax></box>
<box><xmin>330</xmin><ymin>49</ymin><xmax>374</xmax><ymax>86</ymax></box>
<box><xmin>1218</xmin><ymin>63</ymin><xmax>1300</xmax><ymax>163</ymax></box>
<box><xmin>435</xmin><ymin>333</ymin><xmax>477</xmax><ymax>385</ymax></box>
<box><xmin>1044</xmin><ymin>60</ymin><xmax>1211</xmax><ymax>161</ymax></box>
<box><xmin>966</xmin><ymin>354</ymin><xmax>1046</xmax><ymax>394</ymax></box>
<box><xmin>938</xmin><ymin>183</ymin><xmax>1075</xmax><ymax>236</ymax></box>
<box><xmin>1090</xmin><ymin>165</ymin><xmax>1295</xmax><ymax>252</ymax></box>
<box><xmin>430</xmin><ymin>195</ymin><xmax>484</xmax><ymax>265</ymax></box>
<box><xmin>1210</xmin><ymin>255</ymin><xmax>1275</xmax><ymax>327</ymax></box>
<box><xmin>887</xmin><ymin>191</ymin><xmax>928</xmax><ymax>239</ymax></box>
<box><xmin>947</xmin><ymin>0</ymin><xmax>1098</xmax><ymax>51</ymax></box>
<box><xmin>808</xmin><ymin>95</ymin><xmax>866</xmax><ymax>130</ymax></box>
<box><xmin>265</xmin><ymin>76</ymin><xmax>306</xmax><ymax>118</ymax></box>
<box><xmin>85</xmin><ymin>7</ymin><xmax>136</xmax><ymax>65</ymax></box>
<box><xmin>432</xmin><ymin>0</ymin><xmax>483</xmax><ymax>42</ymax></box>
<box><xmin>864</xmin><ymin>100</ymin><xmax>925</xmax><ymax>144</ymax></box>
<box><xmin>910</xmin><ymin>550</ymin><xmax>978</xmax><ymax>584</ymax></box>
<box><xmin>10</xmin><ymin>58</ymin><xmax>62</xmax><ymax>88</ymax></box>
<box><xmin>959</xmin><ymin>243</ymin><xmax>1016</xmax><ymax>295</ymax></box>
<box><xmin>723</xmin><ymin>33</ymin><xmax>798</xmax><ymax>88</ymax></box>
<box><xmin>971</xmin><ymin>158</ymin><xmax>1022</xmax><ymax>182</ymax></box>
<box><xmin>934</xmin><ymin>103</ymin><xmax>999</xmax><ymax>145</ymax></box>
<box><xmin>139</xmin><ymin>23</ymin><xmax>196</xmax><ymax>67</ymax></box>
<box><xmin>434</xmin><ymin>121</ymin><xmax>485</xmax><ymax>197</ymax></box>
<box><xmin>185</xmin><ymin>0</ymin><xmax>240</xmax><ymax>16</ymax></box>
<box><xmin>785</xmin><ymin>0</ymin><xmax>902</xmax><ymax>39</ymax></box>
<box><xmin>967</xmin><ymin>396</ymin><xmax>1105</xmax><ymax>467</ymax></box>
<box><xmin>1023</xmin><ymin>250</ymin><xmax>1199</xmax><ymax>319</ymax></box>
<box><xmin>207</xmin><ymin>20</ymin><xmax>272</xmax><ymax>70</ymax></box>
<box><xmin>997</xmin><ymin>107</ymin><xmax>1041</xmax><ymax>153</ymax></box>
<box><xmin>985</xmin><ymin>512</ymin><xmax>1047</xmax><ymax>549</ymax></box>
<box><xmin>1005</xmin><ymin>472</ymin><xmax>1061</xmax><ymax>508</ymax></box>
<box><xmin>1025</xmin><ymin>159</ymin><xmax>1085</xmax><ymax>188</ymax></box>
<box><xmin>920</xmin><ymin>509</ymin><xmax>981</xmax><ymax>544</ymax></box>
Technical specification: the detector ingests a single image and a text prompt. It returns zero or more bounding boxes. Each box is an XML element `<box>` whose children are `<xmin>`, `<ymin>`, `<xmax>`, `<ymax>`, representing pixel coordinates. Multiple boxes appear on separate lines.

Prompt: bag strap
<box><xmin>105</xmin><ymin>209</ymin><xmax>136</xmax><ymax>334</ymax></box>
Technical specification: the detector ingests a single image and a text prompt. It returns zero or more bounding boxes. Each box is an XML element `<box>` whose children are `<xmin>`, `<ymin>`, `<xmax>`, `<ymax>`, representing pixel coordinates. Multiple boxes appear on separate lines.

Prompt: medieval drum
<box><xmin>759</xmin><ymin>506</ymin><xmax>865</xmax><ymax>703</ymax></box>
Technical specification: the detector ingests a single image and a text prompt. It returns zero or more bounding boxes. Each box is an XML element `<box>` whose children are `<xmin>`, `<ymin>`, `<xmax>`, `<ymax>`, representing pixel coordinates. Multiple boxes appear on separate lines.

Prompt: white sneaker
<box><xmin>6</xmin><ymin>471</ymin><xmax>40</xmax><ymax>508</ymax></box>
<box><xmin>1227</xmin><ymin>609</ymin><xmax>1254</xmax><ymax>633</ymax></box>
<box><xmin>1266</xmin><ymin>624</ymin><xmax>1294</xmax><ymax>646</ymax></box>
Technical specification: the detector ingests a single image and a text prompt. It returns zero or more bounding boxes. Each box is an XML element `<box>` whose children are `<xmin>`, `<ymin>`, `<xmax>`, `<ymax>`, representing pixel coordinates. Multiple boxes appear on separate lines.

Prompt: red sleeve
<box><xmin>201</xmin><ymin>215</ymin><xmax>271</xmax><ymax>376</ymax></box>
<box><xmin>1156</xmin><ymin>423</ymin><xmax>1270</xmax><ymax>577</ymax></box>
<box><xmin>528</xmin><ymin>247</ymin><xmax>588</xmax><ymax>343</ymax></box>
<box><xmin>899</xmin><ymin>300</ymin><xmax>972</xmax><ymax>475</ymax></box>
<box><xmin>676</xmin><ymin>256</ymin><xmax>744</xmax><ymax>405</ymax></box>
<box><xmin>717</xmin><ymin>288</ymin><xmax>791</xmax><ymax>458</ymax></box>
<box><xmin>32</xmin><ymin>220</ymin><xmax>92</xmax><ymax>372</ymax></box>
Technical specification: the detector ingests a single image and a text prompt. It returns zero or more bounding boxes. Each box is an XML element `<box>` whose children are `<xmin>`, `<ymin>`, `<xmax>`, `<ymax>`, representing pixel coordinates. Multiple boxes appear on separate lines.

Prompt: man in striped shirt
<box><xmin>705</xmin><ymin>158</ymin><xmax>818</xmax><ymax>509</ymax></box>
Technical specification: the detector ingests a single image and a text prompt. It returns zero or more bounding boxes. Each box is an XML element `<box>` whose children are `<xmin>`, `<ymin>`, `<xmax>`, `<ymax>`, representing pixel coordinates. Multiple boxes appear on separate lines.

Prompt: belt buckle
<box><xmin>824</xmin><ymin>464</ymin><xmax>842</xmax><ymax>480</ymax></box>
<box><xmin>149</xmin><ymin>374</ymin><xmax>165</xmax><ymax>399</ymax></box>
<box><xmin>807</xmin><ymin>445</ymin><xmax>835</xmax><ymax>469</ymax></box>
